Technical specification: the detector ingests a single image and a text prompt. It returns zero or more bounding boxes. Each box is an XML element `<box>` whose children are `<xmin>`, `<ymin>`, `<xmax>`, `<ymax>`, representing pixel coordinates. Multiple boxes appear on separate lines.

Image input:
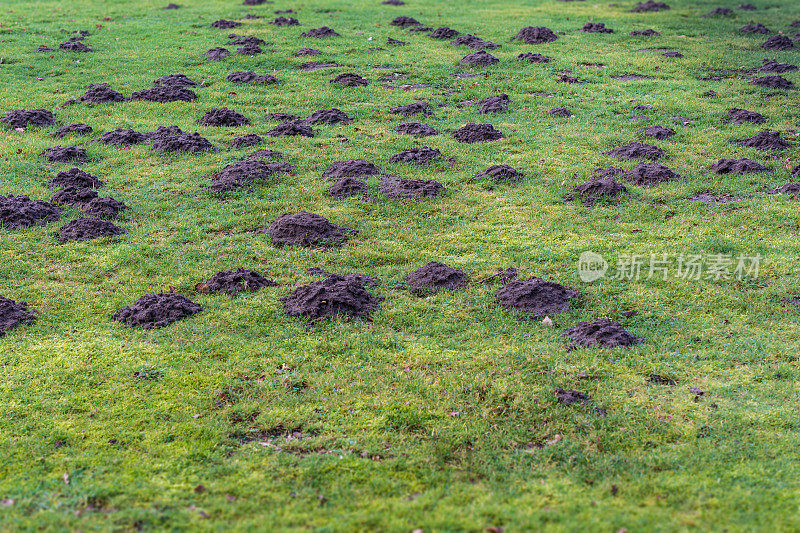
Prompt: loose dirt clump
<box><xmin>231</xmin><ymin>134</ymin><xmax>263</xmax><ymax>148</ymax></box>
<box><xmin>60</xmin><ymin>41</ymin><xmax>92</xmax><ymax>52</ymax></box>
<box><xmin>323</xmin><ymin>159</ymin><xmax>380</xmax><ymax>179</ymax></box>
<box><xmin>761</xmin><ymin>35</ymin><xmax>794</xmax><ymax>50</ymax></box>
<box><xmin>268</xmin><ymin>212</ymin><xmax>348</xmax><ymax>247</ymax></box>
<box><xmin>80</xmin><ymin>197</ymin><xmax>128</xmax><ymax>219</ymax></box>
<box><xmin>71</xmin><ymin>84</ymin><xmax>125</xmax><ymax>104</ymax></box>
<box><xmin>707</xmin><ymin>158</ymin><xmax>771</xmax><ymax>174</ymax></box>
<box><xmin>112</xmin><ymin>292</ymin><xmax>201</xmax><ymax>329</ymax></box>
<box><xmin>55</xmin><ymin>217</ymin><xmax>126</xmax><ymax>241</ymax></box>
<box><xmin>638</xmin><ymin>125</ymin><xmax>675</xmax><ymax>139</ymax></box>
<box><xmin>0</xmin><ymin>195</ymin><xmax>62</xmax><ymax>229</ymax></box>
<box><xmin>208</xmin><ymin>160</ymin><xmax>292</xmax><ymax>193</ymax></box>
<box><xmin>405</xmin><ymin>262</ymin><xmax>467</xmax><ymax>293</ymax></box>
<box><xmin>198</xmin><ymin>108</ymin><xmax>249</xmax><ymax>126</ymax></box>
<box><xmin>301</xmin><ymin>27</ymin><xmax>340</xmax><ymax>38</ymax></box>
<box><xmin>515</xmin><ymin>26</ymin><xmax>558</xmax><ymax>44</ymax></box>
<box><xmin>271</xmin><ymin>17</ymin><xmax>299</xmax><ymax>26</ymax></box>
<box><xmin>662</xmin><ymin>51</ymin><xmax>683</xmax><ymax>58</ymax></box>
<box><xmin>97</xmin><ymin>128</ymin><xmax>148</xmax><ymax>147</ymax></box>
<box><xmin>307</xmin><ymin>267</ymin><xmax>380</xmax><ymax>287</ymax></box>
<box><xmin>229</xmin><ymin>35</ymin><xmax>266</xmax><ymax>46</ymax></box>
<box><xmin>295</xmin><ymin>48</ymin><xmax>320</xmax><ymax>55</ymax></box>
<box><xmin>453</xmin><ymin>123</ymin><xmax>503</xmax><ymax>143</ymax></box>
<box><xmin>397</xmin><ymin>122</ymin><xmax>438</xmax><ymax>136</ymax></box>
<box><xmin>304</xmin><ymin>108</ymin><xmax>352</xmax><ymax>125</ymax></box>
<box><xmin>328</xmin><ymin>177</ymin><xmax>368</xmax><ymax>198</ymax></box>
<box><xmin>284</xmin><ymin>275</ymin><xmax>382</xmax><ymax>322</ymax></box>
<box><xmin>390</xmin><ymin>102</ymin><xmax>431</xmax><ymax>116</ymax></box>
<box><xmin>549</xmin><ymin>107</ymin><xmax>573</xmax><ymax>116</ymax></box>
<box><xmin>41</xmin><ymin>146</ymin><xmax>88</xmax><ymax>163</ymax></box>
<box><xmin>430</xmin><ymin>27</ymin><xmax>459</xmax><ymax>39</ymax></box>
<box><xmin>775</xmin><ymin>182</ymin><xmax>800</xmax><ymax>194</ymax></box>
<box><xmin>750</xmin><ymin>76</ymin><xmax>794</xmax><ymax>89</ymax></box>
<box><xmin>383</xmin><ymin>0</ymin><xmax>405</xmax><ymax>4</ymax></box>
<box><xmin>581</xmin><ymin>22</ymin><xmax>613</xmax><ymax>33</ymax></box>
<box><xmin>556</xmin><ymin>388</ymin><xmax>591</xmax><ymax>405</ymax></box>
<box><xmin>495</xmin><ymin>278</ymin><xmax>580</xmax><ymax>316</ymax></box>
<box><xmin>723</xmin><ymin>108</ymin><xmax>766</xmax><ymax>124</ymax></box>
<box><xmin>164</xmin><ymin>3</ymin><xmax>181</xmax><ymax>8</ymax></box>
<box><xmin>237</xmin><ymin>44</ymin><xmax>263</xmax><ymax>55</ymax></box>
<box><xmin>154</xmin><ymin>74</ymin><xmax>197</xmax><ymax>87</ymax></box>
<box><xmin>738</xmin><ymin>3</ymin><xmax>756</xmax><ymax>9</ymax></box>
<box><xmin>227</xmin><ymin>71</ymin><xmax>278</xmax><ymax>85</ymax></box>
<box><xmin>331</xmin><ymin>73</ymin><xmax>369</xmax><ymax>87</ymax></box>
<box><xmin>2</xmin><ymin>109</ymin><xmax>54</xmax><ymax>129</ymax></box>
<box><xmin>130</xmin><ymin>85</ymin><xmax>197</xmax><ymax>102</ymax></box>
<box><xmin>150</xmin><ymin>127</ymin><xmax>214</xmax><ymax>153</ymax></box>
<box><xmin>379</xmin><ymin>176</ymin><xmax>445</xmax><ymax>199</ymax></box>
<box><xmin>478</xmin><ymin>94</ymin><xmax>509</xmax><ymax>113</ymax></box>
<box><xmin>460</xmin><ymin>51</ymin><xmax>499</xmax><ymax>66</ymax></box>
<box><xmin>624</xmin><ymin>162</ymin><xmax>679</xmax><ymax>187</ymax></box>
<box><xmin>631</xmin><ymin>0</ymin><xmax>670</xmax><ymax>11</ymax></box>
<box><xmin>266</xmin><ymin>121</ymin><xmax>315</xmax><ymax>137</ymax></box>
<box><xmin>51</xmin><ymin>186</ymin><xmax>99</xmax><ymax>206</ymax></box>
<box><xmin>451</xmin><ymin>34</ymin><xmax>500</xmax><ymax>49</ymax></box>
<box><xmin>518</xmin><ymin>52</ymin><xmax>551</xmax><ymax>63</ymax></box>
<box><xmin>0</xmin><ymin>295</ymin><xmax>37</xmax><ymax>336</ymax></box>
<box><xmin>475</xmin><ymin>164</ymin><xmax>525</xmax><ymax>182</ymax></box>
<box><xmin>565</xmin><ymin>178</ymin><xmax>629</xmax><ymax>205</ymax></box>
<box><xmin>204</xmin><ymin>48</ymin><xmax>230</xmax><ymax>61</ymax></box>
<box><xmin>45</xmin><ymin>168</ymin><xmax>104</xmax><ymax>189</ymax></box>
<box><xmin>735</xmin><ymin>130</ymin><xmax>791</xmax><ymax>150</ymax></box>
<box><xmin>202</xmin><ymin>268</ymin><xmax>277</xmax><ymax>293</ymax></box>
<box><xmin>56</xmin><ymin>123</ymin><xmax>93</xmax><ymax>137</ymax></box>
<box><xmin>740</xmin><ymin>23</ymin><xmax>771</xmax><ymax>34</ymax></box>
<box><xmin>564</xmin><ymin>318</ymin><xmax>643</xmax><ymax>348</ymax></box>
<box><xmin>630</xmin><ymin>29</ymin><xmax>660</xmax><ymax>36</ymax></box>
<box><xmin>557</xmin><ymin>74</ymin><xmax>586</xmax><ymax>84</ymax></box>
<box><xmin>388</xmin><ymin>146</ymin><xmax>441</xmax><ymax>164</ymax></box>
<box><xmin>211</xmin><ymin>20</ymin><xmax>241</xmax><ymax>29</ymax></box>
<box><xmin>390</xmin><ymin>16</ymin><xmax>421</xmax><ymax>27</ymax></box>
<box><xmin>755</xmin><ymin>59</ymin><xmax>798</xmax><ymax>73</ymax></box>
<box><xmin>607</xmin><ymin>142</ymin><xmax>662</xmax><ymax>160</ymax></box>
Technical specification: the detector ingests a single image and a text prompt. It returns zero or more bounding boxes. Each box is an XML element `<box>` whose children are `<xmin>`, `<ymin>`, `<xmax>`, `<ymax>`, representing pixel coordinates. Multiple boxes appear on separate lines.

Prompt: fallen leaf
<box><xmin>541</xmin><ymin>316</ymin><xmax>553</xmax><ymax>327</ymax></box>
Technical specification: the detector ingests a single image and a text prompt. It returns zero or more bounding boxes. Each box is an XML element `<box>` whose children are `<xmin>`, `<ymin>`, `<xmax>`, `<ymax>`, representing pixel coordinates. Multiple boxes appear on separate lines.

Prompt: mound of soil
<box><xmin>397</xmin><ymin>122</ymin><xmax>438</xmax><ymax>136</ymax></box>
<box><xmin>564</xmin><ymin>318</ymin><xmax>643</xmax><ymax>348</ymax></box>
<box><xmin>630</xmin><ymin>29</ymin><xmax>660</xmax><ymax>36</ymax></box>
<box><xmin>662</xmin><ymin>51</ymin><xmax>684</xmax><ymax>58</ymax></box>
<box><xmin>388</xmin><ymin>146</ymin><xmax>441</xmax><ymax>164</ymax></box>
<box><xmin>97</xmin><ymin>128</ymin><xmax>148</xmax><ymax>147</ymax></box>
<box><xmin>227</xmin><ymin>71</ymin><xmax>277</xmax><ymax>85</ymax></box>
<box><xmin>266</xmin><ymin>112</ymin><xmax>298</xmax><ymax>122</ymax></box>
<box><xmin>323</xmin><ymin>159</ymin><xmax>380</xmax><ymax>179</ymax></box>
<box><xmin>0</xmin><ymin>296</ymin><xmax>37</xmax><ymax>337</ymax></box>
<box><xmin>231</xmin><ymin>134</ymin><xmax>263</xmax><ymax>148</ymax></box>
<box><xmin>638</xmin><ymin>125</ymin><xmax>675</xmax><ymax>139</ymax></box>
<box><xmin>703</xmin><ymin>7</ymin><xmax>734</xmax><ymax>17</ymax></box>
<box><xmin>56</xmin><ymin>123</ymin><xmax>92</xmax><ymax>137</ymax></box>
<box><xmin>229</xmin><ymin>35</ymin><xmax>266</xmax><ymax>46</ymax></box>
<box><xmin>51</xmin><ymin>186</ymin><xmax>99</xmax><ymax>206</ymax></box>
<box><xmin>284</xmin><ymin>275</ymin><xmax>381</xmax><ymax>322</ymax></box>
<box><xmin>75</xmin><ymin>84</ymin><xmax>125</xmax><ymax>104</ymax></box>
<box><xmin>607</xmin><ymin>142</ymin><xmax>662</xmax><ymax>160</ymax></box>
<box><xmin>208</xmin><ymin>160</ymin><xmax>292</xmax><ymax>192</ymax></box>
<box><xmin>775</xmin><ymin>182</ymin><xmax>800</xmax><ymax>194</ymax></box>
<box><xmin>2</xmin><ymin>109</ymin><xmax>54</xmax><ymax>129</ymax></box>
<box><xmin>299</xmin><ymin>62</ymin><xmax>341</xmax><ymax>71</ymax></box>
<box><xmin>453</xmin><ymin>123</ymin><xmax>503</xmax><ymax>143</ymax></box>
<box><xmin>55</xmin><ymin>217</ymin><xmax>126</xmax><ymax>241</ymax></box>
<box><xmin>307</xmin><ymin>267</ymin><xmax>380</xmax><ymax>287</ymax></box>
<box><xmin>565</xmin><ymin>178</ymin><xmax>629</xmax><ymax>205</ymax></box>
<box><xmin>478</xmin><ymin>94</ymin><xmax>509</xmax><ymax>113</ymax></box>
<box><xmin>549</xmin><ymin>107</ymin><xmax>573</xmax><ymax>116</ymax></box>
<box><xmin>268</xmin><ymin>211</ymin><xmax>348</xmax><ymax>247</ymax></box>
<box><xmin>328</xmin><ymin>177</ymin><xmax>368</xmax><ymax>198</ymax></box>
<box><xmin>475</xmin><ymin>164</ymin><xmax>525</xmax><ymax>182</ymax></box>
<box><xmin>581</xmin><ymin>22</ymin><xmax>613</xmax><ymax>33</ymax></box>
<box><xmin>740</xmin><ymin>23</ymin><xmax>771</xmax><ymax>34</ymax></box>
<box><xmin>707</xmin><ymin>158</ymin><xmax>770</xmax><ymax>174</ymax></box>
<box><xmin>556</xmin><ymin>388</ymin><xmax>591</xmax><ymax>405</ymax></box>
<box><xmin>37</xmin><ymin>45</ymin><xmax>54</xmax><ymax>52</ymax></box>
<box><xmin>450</xmin><ymin>34</ymin><xmax>500</xmax><ymax>50</ymax></box>
<box><xmin>41</xmin><ymin>146</ymin><xmax>88</xmax><ymax>163</ymax></box>
<box><xmin>631</xmin><ymin>0</ymin><xmax>670</xmax><ymax>11</ymax></box>
<box><xmin>295</xmin><ymin>48</ymin><xmax>320</xmax><ymax>55</ymax></box>
<box><xmin>204</xmin><ymin>48</ymin><xmax>230</xmax><ymax>61</ymax></box>
<box><xmin>60</xmin><ymin>41</ymin><xmax>92</xmax><ymax>52</ymax></box>
<box><xmin>430</xmin><ymin>27</ymin><xmax>459</xmax><ymax>39</ymax></box>
<box><xmin>271</xmin><ymin>17</ymin><xmax>299</xmax><ymax>26</ymax></box>
<box><xmin>723</xmin><ymin>108</ymin><xmax>766</xmax><ymax>124</ymax></box>
<box><xmin>80</xmin><ymin>196</ymin><xmax>127</xmax><ymax>219</ymax></box>
<box><xmin>557</xmin><ymin>74</ymin><xmax>585</xmax><ymax>84</ymax></box>
<box><xmin>738</xmin><ymin>3</ymin><xmax>756</xmax><ymax>9</ymax></box>
<box><xmin>390</xmin><ymin>101</ymin><xmax>431</xmax><ymax>116</ymax></box>
<box><xmin>0</xmin><ymin>195</ymin><xmax>61</xmax><ymax>229</ymax></box>
<box><xmin>794</xmin><ymin>165</ymin><xmax>800</xmax><ymax>177</ymax></box>
<box><xmin>460</xmin><ymin>51</ymin><xmax>499</xmax><ymax>66</ymax></box>
<box><xmin>331</xmin><ymin>73</ymin><xmax>369</xmax><ymax>87</ymax></box>
<box><xmin>130</xmin><ymin>85</ymin><xmax>197</xmax><ymax>102</ymax></box>
<box><xmin>237</xmin><ymin>44</ymin><xmax>263</xmax><ymax>55</ymax></box>
<box><xmin>624</xmin><ymin>162</ymin><xmax>679</xmax><ymax>187</ymax></box>
<box><xmin>379</xmin><ymin>176</ymin><xmax>445</xmax><ymax>199</ymax></box>
<box><xmin>750</xmin><ymin>76</ymin><xmax>794</xmax><ymax>89</ymax></box>
<box><xmin>382</xmin><ymin>0</ymin><xmax>405</xmax><ymax>4</ymax></box>
<box><xmin>248</xmin><ymin>149</ymin><xmax>284</xmax><ymax>160</ymax></box>
<box><xmin>495</xmin><ymin>278</ymin><xmax>580</xmax><ymax>316</ymax></box>
<box><xmin>518</xmin><ymin>52</ymin><xmax>551</xmax><ymax>62</ymax></box>
<box><xmin>761</xmin><ymin>35</ymin><xmax>794</xmax><ymax>50</ymax></box>
<box><xmin>112</xmin><ymin>292</ymin><xmax>201</xmax><ymax>329</ymax></box>
<box><xmin>164</xmin><ymin>3</ymin><xmax>181</xmax><ymax>8</ymax></box>
<box><xmin>515</xmin><ymin>26</ymin><xmax>558</xmax><ymax>44</ymax></box>
<box><xmin>755</xmin><ymin>59</ymin><xmax>798</xmax><ymax>73</ymax></box>
<box><xmin>735</xmin><ymin>130</ymin><xmax>790</xmax><ymax>150</ymax></box>
<box><xmin>211</xmin><ymin>20</ymin><xmax>241</xmax><ymax>29</ymax></box>
<box><xmin>304</xmin><ymin>108</ymin><xmax>352</xmax><ymax>125</ymax></box>
<box><xmin>149</xmin><ymin>127</ymin><xmax>214</xmax><ymax>154</ymax></box>
<box><xmin>203</xmin><ymin>268</ymin><xmax>277</xmax><ymax>293</ymax></box>
<box><xmin>198</xmin><ymin>108</ymin><xmax>249</xmax><ymax>127</ymax></box>
<box><xmin>390</xmin><ymin>16</ymin><xmax>421</xmax><ymax>27</ymax></box>
<box><xmin>45</xmin><ymin>168</ymin><xmax>104</xmax><ymax>189</ymax></box>
<box><xmin>301</xmin><ymin>27</ymin><xmax>339</xmax><ymax>38</ymax></box>
<box><xmin>405</xmin><ymin>262</ymin><xmax>466</xmax><ymax>293</ymax></box>
<box><xmin>266</xmin><ymin>121</ymin><xmax>315</xmax><ymax>137</ymax></box>
<box><xmin>154</xmin><ymin>74</ymin><xmax>197</xmax><ymax>87</ymax></box>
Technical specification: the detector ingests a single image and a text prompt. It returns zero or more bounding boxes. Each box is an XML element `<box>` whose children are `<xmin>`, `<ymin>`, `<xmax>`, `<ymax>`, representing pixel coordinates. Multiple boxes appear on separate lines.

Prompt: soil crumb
<box><xmin>331</xmin><ymin>73</ymin><xmax>369</xmax><ymax>87</ymax></box>
<box><xmin>301</xmin><ymin>27</ymin><xmax>340</xmax><ymax>38</ymax></box>
<box><xmin>563</xmin><ymin>318</ymin><xmax>643</xmax><ymax>347</ymax></box>
<box><xmin>397</xmin><ymin>122</ymin><xmax>438</xmax><ymax>136</ymax></box>
<box><xmin>518</xmin><ymin>52</ymin><xmax>551</xmax><ymax>62</ymax></box>
<box><xmin>231</xmin><ymin>134</ymin><xmax>263</xmax><ymax>149</ymax></box>
<box><xmin>97</xmin><ymin>128</ymin><xmax>148</xmax><ymax>147</ymax></box>
<box><xmin>211</xmin><ymin>20</ymin><xmax>241</xmax><ymax>29</ymax></box>
<box><xmin>130</xmin><ymin>85</ymin><xmax>197</xmax><ymax>102</ymax></box>
<box><xmin>323</xmin><ymin>159</ymin><xmax>380</xmax><ymax>179</ymax></box>
<box><xmin>0</xmin><ymin>296</ymin><xmax>37</xmax><ymax>337</ymax></box>
<box><xmin>45</xmin><ymin>168</ymin><xmax>104</xmax><ymax>189</ymax></box>
<box><xmin>2</xmin><ymin>109</ymin><xmax>54</xmax><ymax>129</ymax></box>
<box><xmin>581</xmin><ymin>22</ymin><xmax>614</xmax><ymax>33</ymax></box>
<box><xmin>754</xmin><ymin>59</ymin><xmax>798</xmax><ymax>73</ymax></box>
<box><xmin>606</xmin><ymin>142</ymin><xmax>662</xmax><ymax>160</ymax></box>
<box><xmin>390</xmin><ymin>101</ymin><xmax>431</xmax><ymax>116</ymax></box>
<box><xmin>475</xmin><ymin>164</ymin><xmax>525</xmax><ymax>182</ymax></box>
<box><xmin>41</xmin><ymin>146</ymin><xmax>88</xmax><ymax>163</ymax></box>
<box><xmin>271</xmin><ymin>17</ymin><xmax>299</xmax><ymax>26</ymax></box>
<box><xmin>56</xmin><ymin>123</ymin><xmax>93</xmax><ymax>137</ymax></box>
<box><xmin>750</xmin><ymin>76</ymin><xmax>794</xmax><ymax>89</ymax></box>
<box><xmin>565</xmin><ymin>178</ymin><xmax>629</xmax><ymax>205</ymax></box>
<box><xmin>202</xmin><ymin>269</ymin><xmax>277</xmax><ymax>293</ymax></box>
<box><xmin>0</xmin><ymin>195</ymin><xmax>62</xmax><ymax>229</ymax></box>
<box><xmin>390</xmin><ymin>16</ymin><xmax>421</xmax><ymax>27</ymax></box>
<box><xmin>388</xmin><ymin>146</ymin><xmax>441</xmax><ymax>164</ymax></box>
<box><xmin>284</xmin><ymin>275</ymin><xmax>382</xmax><ymax>322</ymax></box>
<box><xmin>630</xmin><ymin>29</ymin><xmax>660</xmax><ymax>36</ymax></box>
<box><xmin>515</xmin><ymin>26</ymin><xmax>558</xmax><ymax>44</ymax></box>
<box><xmin>198</xmin><ymin>108</ymin><xmax>249</xmax><ymax>126</ymax></box>
<box><xmin>478</xmin><ymin>94</ymin><xmax>509</xmax><ymax>113</ymax></box>
<box><xmin>55</xmin><ymin>217</ymin><xmax>126</xmax><ymax>241</ymax></box>
<box><xmin>624</xmin><ymin>162</ymin><xmax>679</xmax><ymax>187</ymax></box>
<box><xmin>761</xmin><ymin>35</ymin><xmax>794</xmax><ymax>50</ymax></box>
<box><xmin>80</xmin><ymin>196</ymin><xmax>128</xmax><ymax>219</ymax></box>
<box><xmin>735</xmin><ymin>129</ymin><xmax>790</xmax><ymax>150</ymax></box>
<box><xmin>430</xmin><ymin>27</ymin><xmax>459</xmax><ymax>39</ymax></box>
<box><xmin>460</xmin><ymin>50</ymin><xmax>499</xmax><ymax>66</ymax></box>
<box><xmin>304</xmin><ymin>108</ymin><xmax>352</xmax><ymax>125</ymax></box>
<box><xmin>268</xmin><ymin>211</ymin><xmax>348</xmax><ymax>247</ymax></box>
<box><xmin>495</xmin><ymin>278</ymin><xmax>580</xmax><ymax>316</ymax></box>
<box><xmin>73</xmin><ymin>83</ymin><xmax>125</xmax><ymax>104</ymax></box>
<box><xmin>266</xmin><ymin>121</ymin><xmax>315</xmax><ymax>137</ymax></box>
<box><xmin>405</xmin><ymin>261</ymin><xmax>467</xmax><ymax>293</ymax></box>
<box><xmin>112</xmin><ymin>292</ymin><xmax>201</xmax><ymax>328</ymax></box>
<box><xmin>204</xmin><ymin>48</ymin><xmax>230</xmax><ymax>61</ymax></box>
<box><xmin>556</xmin><ymin>388</ymin><xmax>591</xmax><ymax>405</ymax></box>
<box><xmin>51</xmin><ymin>186</ymin><xmax>99</xmax><ymax>206</ymax></box>
<box><xmin>328</xmin><ymin>177</ymin><xmax>367</xmax><ymax>198</ymax></box>
<box><xmin>723</xmin><ymin>108</ymin><xmax>766</xmax><ymax>124</ymax></box>
<box><xmin>150</xmin><ymin>127</ymin><xmax>214</xmax><ymax>153</ymax></box>
<box><xmin>208</xmin><ymin>160</ymin><xmax>292</xmax><ymax>192</ymax></box>
<box><xmin>707</xmin><ymin>158</ymin><xmax>771</xmax><ymax>174</ymax></box>
<box><xmin>453</xmin><ymin>123</ymin><xmax>504</xmax><ymax>143</ymax></box>
<box><xmin>379</xmin><ymin>176</ymin><xmax>445</xmax><ymax>199</ymax></box>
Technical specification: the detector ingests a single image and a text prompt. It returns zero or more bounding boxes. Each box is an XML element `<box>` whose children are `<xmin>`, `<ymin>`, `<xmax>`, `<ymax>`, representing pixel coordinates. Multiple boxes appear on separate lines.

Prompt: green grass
<box><xmin>1</xmin><ymin>0</ymin><xmax>799</xmax><ymax>530</ymax></box>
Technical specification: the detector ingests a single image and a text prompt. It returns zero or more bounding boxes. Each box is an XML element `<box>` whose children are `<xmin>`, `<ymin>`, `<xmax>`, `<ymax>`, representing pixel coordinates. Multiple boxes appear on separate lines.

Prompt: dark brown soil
<box><xmin>630</xmin><ymin>29</ymin><xmax>660</xmax><ymax>36</ymax></box>
<box><xmin>268</xmin><ymin>211</ymin><xmax>348</xmax><ymax>247</ymax></box>
<box><xmin>301</xmin><ymin>27</ymin><xmax>340</xmax><ymax>38</ymax></box>
<box><xmin>557</xmin><ymin>74</ymin><xmax>585</xmax><ymax>84</ymax></box>
<box><xmin>581</xmin><ymin>22</ymin><xmax>614</xmax><ymax>33</ymax></box>
<box><xmin>518</xmin><ymin>52</ymin><xmax>551</xmax><ymax>62</ymax></box>
<box><xmin>0</xmin><ymin>296</ymin><xmax>37</xmax><ymax>337</ymax></box>
<box><xmin>387</xmin><ymin>37</ymin><xmax>408</xmax><ymax>45</ymax></box>
<box><xmin>328</xmin><ymin>177</ymin><xmax>368</xmax><ymax>198</ymax></box>
<box><xmin>0</xmin><ymin>195</ymin><xmax>62</xmax><ymax>229</ymax></box>
<box><xmin>198</xmin><ymin>108</ymin><xmax>249</xmax><ymax>126</ymax></box>
<box><xmin>793</xmin><ymin>165</ymin><xmax>800</xmax><ymax>177</ymax></box>
<box><xmin>702</xmin><ymin>7</ymin><xmax>734</xmax><ymax>17</ymax></box>
<box><xmin>390</xmin><ymin>16</ymin><xmax>421</xmax><ymax>27</ymax></box>
<box><xmin>227</xmin><ymin>71</ymin><xmax>278</xmax><ymax>84</ymax></box>
<box><xmin>638</xmin><ymin>125</ymin><xmax>675</xmax><ymax>139</ymax></box>
<box><xmin>453</xmin><ymin>123</ymin><xmax>503</xmax><ymax>143</ymax></box>
<box><xmin>74</xmin><ymin>84</ymin><xmax>125</xmax><ymax>104</ymax></box>
<box><xmin>549</xmin><ymin>107</ymin><xmax>573</xmax><ymax>116</ymax></box>
<box><xmin>722</xmin><ymin>108</ymin><xmax>766</xmax><ymax>124</ymax></box>
<box><xmin>248</xmin><ymin>149</ymin><xmax>284</xmax><ymax>160</ymax></box>
<box><xmin>56</xmin><ymin>123</ymin><xmax>93</xmax><ymax>137</ymax></box>
<box><xmin>754</xmin><ymin>59</ymin><xmax>798</xmax><ymax>73</ymax></box>
<box><xmin>735</xmin><ymin>129</ymin><xmax>791</xmax><ymax>150</ymax></box>
<box><xmin>379</xmin><ymin>176</ymin><xmax>444</xmax><ymax>199</ymax></box>
<box><xmin>41</xmin><ymin>146</ymin><xmax>88</xmax><ymax>163</ymax></box>
<box><xmin>208</xmin><ymin>160</ymin><xmax>292</xmax><ymax>193</ymax></box>
<box><xmin>740</xmin><ymin>23</ymin><xmax>771</xmax><ymax>34</ymax></box>
<box><xmin>295</xmin><ymin>48</ymin><xmax>321</xmax><ymax>55</ymax></box>
<box><xmin>565</xmin><ymin>178</ymin><xmax>629</xmax><ymax>205</ymax></box>
<box><xmin>231</xmin><ymin>134</ymin><xmax>263</xmax><ymax>148</ymax></box>
<box><xmin>323</xmin><ymin>159</ymin><xmax>380</xmax><ymax>179</ymax></box>
<box><xmin>237</xmin><ymin>44</ymin><xmax>263</xmax><ymax>55</ymax></box>
<box><xmin>648</xmin><ymin>374</ymin><xmax>677</xmax><ymax>385</ymax></box>
<box><xmin>37</xmin><ymin>46</ymin><xmax>54</xmax><ymax>52</ymax></box>
<box><xmin>738</xmin><ymin>3</ymin><xmax>756</xmax><ymax>9</ymax></box>
<box><xmin>44</xmin><ymin>168</ymin><xmax>104</xmax><ymax>189</ymax></box>
<box><xmin>211</xmin><ymin>20</ymin><xmax>242</xmax><ymax>29</ymax></box>
<box><xmin>556</xmin><ymin>388</ymin><xmax>591</xmax><ymax>405</ymax></box>
<box><xmin>299</xmin><ymin>62</ymin><xmax>341</xmax><ymax>71</ymax></box>
<box><xmin>112</xmin><ymin>292</ymin><xmax>201</xmax><ymax>329</ymax></box>
<box><xmin>51</xmin><ymin>186</ymin><xmax>99</xmax><ymax>206</ymax></box>
<box><xmin>331</xmin><ymin>73</ymin><xmax>369</xmax><ymax>87</ymax></box>
<box><xmin>2</xmin><ymin>109</ymin><xmax>55</xmax><ymax>129</ymax></box>
<box><xmin>495</xmin><ymin>278</ymin><xmax>580</xmax><ymax>316</ymax></box>
<box><xmin>80</xmin><ymin>197</ymin><xmax>128</xmax><ymax>219</ymax></box>
<box><xmin>430</xmin><ymin>27</ymin><xmax>459</xmax><ymax>39</ymax></box>
<box><xmin>563</xmin><ymin>318</ymin><xmax>643</xmax><ymax>348</ymax></box>
<box><xmin>775</xmin><ymin>182</ymin><xmax>800</xmax><ymax>194</ymax></box>
<box><xmin>761</xmin><ymin>35</ymin><xmax>794</xmax><ymax>50</ymax></box>
<box><xmin>204</xmin><ymin>48</ymin><xmax>230</xmax><ymax>61</ymax></box>
<box><xmin>475</xmin><ymin>164</ymin><xmax>525</xmax><ymax>182</ymax></box>
<box><xmin>460</xmin><ymin>51</ymin><xmax>499</xmax><ymax>66</ymax></box>
<box><xmin>405</xmin><ymin>261</ymin><xmax>467</xmax><ymax>293</ymax></box>
<box><xmin>97</xmin><ymin>128</ymin><xmax>148</xmax><ymax>147</ymax></box>
<box><xmin>478</xmin><ymin>94</ymin><xmax>509</xmax><ymax>113</ymax></box>
<box><xmin>130</xmin><ymin>85</ymin><xmax>197</xmax><ymax>102</ymax></box>
<box><xmin>304</xmin><ymin>108</ymin><xmax>352</xmax><ymax>125</ymax></box>
<box><xmin>202</xmin><ymin>269</ymin><xmax>277</xmax><ymax>293</ymax></box>
<box><xmin>624</xmin><ymin>162</ymin><xmax>679</xmax><ymax>187</ymax></box>
<box><xmin>307</xmin><ymin>267</ymin><xmax>380</xmax><ymax>287</ymax></box>
<box><xmin>60</xmin><ymin>41</ymin><xmax>92</xmax><ymax>52</ymax></box>
<box><xmin>55</xmin><ymin>217</ymin><xmax>126</xmax><ymax>241</ymax></box>
<box><xmin>397</xmin><ymin>122</ymin><xmax>438</xmax><ymax>136</ymax></box>
<box><xmin>390</xmin><ymin>102</ymin><xmax>431</xmax><ymax>116</ymax></box>
<box><xmin>382</xmin><ymin>0</ymin><xmax>405</xmax><ymax>4</ymax></box>
<box><xmin>607</xmin><ymin>142</ymin><xmax>662</xmax><ymax>160</ymax></box>
<box><xmin>613</xmin><ymin>74</ymin><xmax>652</xmax><ymax>80</ymax></box>
<box><xmin>155</xmin><ymin>75</ymin><xmax>197</xmax><ymax>88</ymax></box>
<box><xmin>707</xmin><ymin>158</ymin><xmax>771</xmax><ymax>174</ymax></box>
<box><xmin>388</xmin><ymin>146</ymin><xmax>441</xmax><ymax>164</ymax></box>
<box><xmin>450</xmin><ymin>34</ymin><xmax>500</xmax><ymax>50</ymax></box>
<box><xmin>271</xmin><ymin>17</ymin><xmax>299</xmax><ymax>26</ymax></box>
<box><xmin>229</xmin><ymin>35</ymin><xmax>266</xmax><ymax>46</ymax></box>
<box><xmin>515</xmin><ymin>26</ymin><xmax>558</xmax><ymax>44</ymax></box>
<box><xmin>150</xmin><ymin>127</ymin><xmax>214</xmax><ymax>153</ymax></box>
<box><xmin>631</xmin><ymin>0</ymin><xmax>670</xmax><ymax>11</ymax></box>
<box><xmin>266</xmin><ymin>121</ymin><xmax>315</xmax><ymax>137</ymax></box>
<box><xmin>164</xmin><ymin>3</ymin><xmax>181</xmax><ymax>8</ymax></box>
<box><xmin>662</xmin><ymin>51</ymin><xmax>684</xmax><ymax>58</ymax></box>
<box><xmin>750</xmin><ymin>76</ymin><xmax>794</xmax><ymax>89</ymax></box>
<box><xmin>284</xmin><ymin>275</ymin><xmax>382</xmax><ymax>322</ymax></box>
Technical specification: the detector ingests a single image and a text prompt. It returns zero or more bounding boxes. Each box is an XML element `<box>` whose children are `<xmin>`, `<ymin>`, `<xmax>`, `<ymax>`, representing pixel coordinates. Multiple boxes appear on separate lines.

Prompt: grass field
<box><xmin>1</xmin><ymin>0</ymin><xmax>799</xmax><ymax>530</ymax></box>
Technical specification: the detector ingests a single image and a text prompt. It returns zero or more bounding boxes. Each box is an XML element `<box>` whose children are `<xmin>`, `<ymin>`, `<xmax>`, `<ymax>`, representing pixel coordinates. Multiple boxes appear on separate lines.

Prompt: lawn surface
<box><xmin>1</xmin><ymin>0</ymin><xmax>799</xmax><ymax>530</ymax></box>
